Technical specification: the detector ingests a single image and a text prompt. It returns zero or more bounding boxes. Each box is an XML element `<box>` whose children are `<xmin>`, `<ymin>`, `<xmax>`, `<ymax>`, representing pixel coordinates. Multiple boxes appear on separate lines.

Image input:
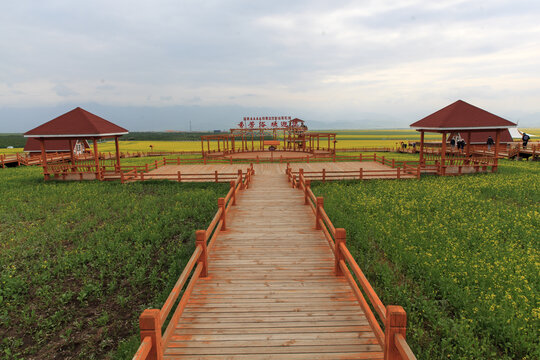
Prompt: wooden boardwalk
<box><xmin>146</xmin><ymin>161</ymin><xmax>414</xmax><ymax>180</ymax></box>
<box><xmin>164</xmin><ymin>174</ymin><xmax>383</xmax><ymax>359</ymax></box>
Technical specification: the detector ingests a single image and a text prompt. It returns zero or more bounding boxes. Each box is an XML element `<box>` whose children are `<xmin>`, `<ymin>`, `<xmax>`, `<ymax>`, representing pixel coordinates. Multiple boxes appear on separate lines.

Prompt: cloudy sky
<box><xmin>1</xmin><ymin>0</ymin><xmax>539</xmax><ymax>131</ymax></box>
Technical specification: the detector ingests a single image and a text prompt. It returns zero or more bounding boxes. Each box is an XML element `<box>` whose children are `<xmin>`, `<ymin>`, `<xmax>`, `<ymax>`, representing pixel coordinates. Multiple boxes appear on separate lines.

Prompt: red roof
<box><xmin>24</xmin><ymin>107</ymin><xmax>128</xmax><ymax>137</ymax></box>
<box><xmin>24</xmin><ymin>138</ymin><xmax>90</xmax><ymax>153</ymax></box>
<box><xmin>410</xmin><ymin>100</ymin><xmax>516</xmax><ymax>130</ymax></box>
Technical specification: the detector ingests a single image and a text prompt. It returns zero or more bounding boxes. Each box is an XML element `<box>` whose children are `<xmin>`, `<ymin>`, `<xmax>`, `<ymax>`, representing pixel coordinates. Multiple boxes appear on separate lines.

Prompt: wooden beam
<box><xmin>92</xmin><ymin>138</ymin><xmax>100</xmax><ymax>180</ymax></box>
<box><xmin>493</xmin><ymin>129</ymin><xmax>501</xmax><ymax>172</ymax></box>
<box><xmin>115</xmin><ymin>136</ymin><xmax>121</xmax><ymax>169</ymax></box>
<box><xmin>39</xmin><ymin>138</ymin><xmax>49</xmax><ymax>180</ymax></box>
<box><xmin>419</xmin><ymin>131</ymin><xmax>425</xmax><ymax>165</ymax></box>
<box><xmin>440</xmin><ymin>132</ymin><xmax>447</xmax><ymax>175</ymax></box>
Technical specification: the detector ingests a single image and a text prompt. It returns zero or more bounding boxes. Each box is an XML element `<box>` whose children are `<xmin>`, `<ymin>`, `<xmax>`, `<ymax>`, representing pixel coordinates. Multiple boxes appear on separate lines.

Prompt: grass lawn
<box><xmin>312</xmin><ymin>158</ymin><xmax>539</xmax><ymax>359</ymax></box>
<box><xmin>0</xmin><ymin>165</ymin><xmax>228</xmax><ymax>359</ymax></box>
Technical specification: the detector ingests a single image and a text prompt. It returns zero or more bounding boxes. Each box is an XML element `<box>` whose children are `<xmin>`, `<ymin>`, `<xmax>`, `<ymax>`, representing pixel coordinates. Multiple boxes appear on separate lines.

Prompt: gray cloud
<box><xmin>0</xmin><ymin>0</ymin><xmax>539</xmax><ymax>131</ymax></box>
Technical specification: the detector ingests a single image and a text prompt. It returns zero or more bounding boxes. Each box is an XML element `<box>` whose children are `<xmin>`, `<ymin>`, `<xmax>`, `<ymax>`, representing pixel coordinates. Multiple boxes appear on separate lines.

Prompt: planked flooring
<box><xmin>147</xmin><ymin>161</ymin><xmax>412</xmax><ymax>179</ymax></box>
<box><xmin>164</xmin><ymin>173</ymin><xmax>383</xmax><ymax>359</ymax></box>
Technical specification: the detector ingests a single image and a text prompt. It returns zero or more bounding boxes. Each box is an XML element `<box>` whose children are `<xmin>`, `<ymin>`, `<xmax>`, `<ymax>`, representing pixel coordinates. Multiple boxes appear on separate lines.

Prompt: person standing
<box><xmin>522</xmin><ymin>133</ymin><xmax>530</xmax><ymax>148</ymax></box>
<box><xmin>487</xmin><ymin>136</ymin><xmax>494</xmax><ymax>151</ymax></box>
<box><xmin>450</xmin><ymin>137</ymin><xmax>456</xmax><ymax>150</ymax></box>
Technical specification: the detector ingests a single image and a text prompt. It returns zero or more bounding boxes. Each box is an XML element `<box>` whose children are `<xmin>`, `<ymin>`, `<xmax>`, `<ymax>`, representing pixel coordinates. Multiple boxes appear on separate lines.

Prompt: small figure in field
<box><xmin>486</xmin><ymin>136</ymin><xmax>494</xmax><ymax>151</ymax></box>
<box><xmin>450</xmin><ymin>137</ymin><xmax>456</xmax><ymax>150</ymax></box>
<box><xmin>458</xmin><ymin>139</ymin><xmax>466</xmax><ymax>152</ymax></box>
<box><xmin>522</xmin><ymin>133</ymin><xmax>530</xmax><ymax>148</ymax></box>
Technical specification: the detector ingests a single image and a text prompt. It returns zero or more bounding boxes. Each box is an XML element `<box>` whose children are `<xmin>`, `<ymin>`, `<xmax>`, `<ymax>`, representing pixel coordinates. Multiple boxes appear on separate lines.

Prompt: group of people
<box><xmin>486</xmin><ymin>132</ymin><xmax>530</xmax><ymax>150</ymax></box>
<box><xmin>450</xmin><ymin>136</ymin><xmax>466</xmax><ymax>151</ymax></box>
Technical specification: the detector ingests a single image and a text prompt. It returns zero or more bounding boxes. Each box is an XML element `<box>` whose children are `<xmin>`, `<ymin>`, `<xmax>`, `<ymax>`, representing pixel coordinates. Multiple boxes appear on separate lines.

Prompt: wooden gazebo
<box><xmin>410</xmin><ymin>100</ymin><xmax>516</xmax><ymax>173</ymax></box>
<box><xmin>24</xmin><ymin>107</ymin><xmax>128</xmax><ymax>180</ymax></box>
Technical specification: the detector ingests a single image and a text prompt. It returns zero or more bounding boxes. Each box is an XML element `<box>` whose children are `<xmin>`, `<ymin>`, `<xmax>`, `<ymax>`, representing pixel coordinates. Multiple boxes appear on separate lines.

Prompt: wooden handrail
<box><xmin>132</xmin><ymin>167</ymin><xmax>254</xmax><ymax>359</ymax></box>
<box><xmin>132</xmin><ymin>336</ymin><xmax>152</xmax><ymax>360</ymax></box>
<box><xmin>159</xmin><ymin>245</ymin><xmax>202</xmax><ymax>325</ymax></box>
<box><xmin>395</xmin><ymin>333</ymin><xmax>417</xmax><ymax>360</ymax></box>
<box><xmin>340</xmin><ymin>242</ymin><xmax>386</xmax><ymax>321</ymax></box>
<box><xmin>294</xmin><ymin>171</ymin><xmax>416</xmax><ymax>360</ymax></box>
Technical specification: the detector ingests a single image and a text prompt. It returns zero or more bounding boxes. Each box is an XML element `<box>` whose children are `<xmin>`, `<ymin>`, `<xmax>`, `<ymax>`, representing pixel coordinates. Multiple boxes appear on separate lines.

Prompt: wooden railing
<box><xmin>132</xmin><ymin>167</ymin><xmax>255</xmax><ymax>360</ymax></box>
<box><xmin>288</xmin><ymin>169</ymin><xmax>417</xmax><ymax>360</ymax></box>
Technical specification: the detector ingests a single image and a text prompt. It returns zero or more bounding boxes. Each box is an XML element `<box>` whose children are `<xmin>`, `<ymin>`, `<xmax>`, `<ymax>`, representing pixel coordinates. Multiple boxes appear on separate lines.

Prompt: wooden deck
<box><xmin>164</xmin><ymin>174</ymin><xmax>383</xmax><ymax>359</ymax></box>
<box><xmin>147</xmin><ymin>161</ymin><xmax>413</xmax><ymax>180</ymax></box>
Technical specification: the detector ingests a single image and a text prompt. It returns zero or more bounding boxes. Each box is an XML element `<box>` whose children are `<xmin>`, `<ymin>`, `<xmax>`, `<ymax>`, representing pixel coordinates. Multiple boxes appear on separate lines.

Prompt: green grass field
<box><xmin>312</xmin><ymin>158</ymin><xmax>539</xmax><ymax>359</ymax></box>
<box><xmin>0</xmin><ymin>164</ymin><xmax>228</xmax><ymax>359</ymax></box>
<box><xmin>0</xmin><ymin>132</ymin><xmax>539</xmax><ymax>359</ymax></box>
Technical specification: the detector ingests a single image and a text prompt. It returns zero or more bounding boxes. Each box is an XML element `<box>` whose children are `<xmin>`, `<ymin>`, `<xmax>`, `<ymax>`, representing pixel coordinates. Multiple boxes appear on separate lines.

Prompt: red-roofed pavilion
<box><xmin>410</xmin><ymin>100</ymin><xmax>516</xmax><ymax>173</ymax></box>
<box><xmin>24</xmin><ymin>107</ymin><xmax>128</xmax><ymax>180</ymax></box>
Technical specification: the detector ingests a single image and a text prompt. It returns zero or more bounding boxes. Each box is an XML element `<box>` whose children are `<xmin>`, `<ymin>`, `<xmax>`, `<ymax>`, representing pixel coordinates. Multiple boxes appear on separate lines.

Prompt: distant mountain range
<box><xmin>0</xmin><ymin>103</ymin><xmax>538</xmax><ymax>133</ymax></box>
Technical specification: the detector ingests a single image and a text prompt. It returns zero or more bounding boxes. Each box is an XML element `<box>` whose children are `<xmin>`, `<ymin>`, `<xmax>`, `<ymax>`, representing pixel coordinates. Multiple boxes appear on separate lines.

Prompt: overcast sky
<box><xmin>1</xmin><ymin>0</ymin><xmax>539</xmax><ymax>131</ymax></box>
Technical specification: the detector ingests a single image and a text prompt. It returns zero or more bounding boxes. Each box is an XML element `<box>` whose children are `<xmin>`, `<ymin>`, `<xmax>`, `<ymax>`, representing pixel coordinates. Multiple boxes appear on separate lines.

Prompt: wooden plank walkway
<box><xmin>146</xmin><ymin>161</ymin><xmax>413</xmax><ymax>180</ymax></box>
<box><xmin>164</xmin><ymin>173</ymin><xmax>383</xmax><ymax>359</ymax></box>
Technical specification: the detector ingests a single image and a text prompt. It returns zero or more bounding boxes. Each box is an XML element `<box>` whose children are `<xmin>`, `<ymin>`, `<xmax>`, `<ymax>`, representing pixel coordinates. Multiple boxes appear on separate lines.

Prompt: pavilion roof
<box><xmin>410</xmin><ymin>100</ymin><xmax>516</xmax><ymax>131</ymax></box>
<box><xmin>24</xmin><ymin>107</ymin><xmax>128</xmax><ymax>138</ymax></box>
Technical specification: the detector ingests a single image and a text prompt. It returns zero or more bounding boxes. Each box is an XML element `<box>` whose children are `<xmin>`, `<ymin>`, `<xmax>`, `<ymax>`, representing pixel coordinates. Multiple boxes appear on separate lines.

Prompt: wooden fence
<box><xmin>287</xmin><ymin>169</ymin><xmax>417</xmax><ymax>360</ymax></box>
<box><xmin>132</xmin><ymin>167</ymin><xmax>254</xmax><ymax>360</ymax></box>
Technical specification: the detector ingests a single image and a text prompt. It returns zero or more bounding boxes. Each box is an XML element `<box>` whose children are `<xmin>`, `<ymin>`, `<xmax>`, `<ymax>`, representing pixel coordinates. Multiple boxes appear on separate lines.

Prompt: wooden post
<box><xmin>440</xmin><ymin>132</ymin><xmax>447</xmax><ymax>175</ymax></box>
<box><xmin>334</xmin><ymin>228</ymin><xmax>346</xmax><ymax>276</ymax></box>
<box><xmin>360</xmin><ymin>168</ymin><xmax>363</xmax><ymax>180</ymax></box>
<box><xmin>359</xmin><ymin>153</ymin><xmax>363</xmax><ymax>162</ymax></box>
<box><xmin>39</xmin><ymin>138</ymin><xmax>50</xmax><ymax>180</ymax></box>
<box><xmin>218</xmin><ymin>198</ymin><xmax>226</xmax><ymax>230</ymax></box>
<box><xmin>397</xmin><ymin>167</ymin><xmax>401</xmax><ymax>179</ymax></box>
<box><xmin>92</xmin><ymin>138</ymin><xmax>100</xmax><ymax>180</ymax></box>
<box><xmin>493</xmin><ymin>129</ymin><xmax>501</xmax><ymax>172</ymax></box>
<box><xmin>145</xmin><ymin>163</ymin><xmax>149</xmax><ymax>172</ymax></box>
<box><xmin>139</xmin><ymin>309</ymin><xmax>163</xmax><ymax>360</ymax></box>
<box><xmin>419</xmin><ymin>131</ymin><xmax>425</xmax><ymax>166</ymax></box>
<box><xmin>215</xmin><ymin>170</ymin><xmax>218</xmax><ymax>183</ymax></box>
<box><xmin>304</xmin><ymin>179</ymin><xmax>311</xmax><ymax>204</ymax></box>
<box><xmin>115</xmin><ymin>136</ymin><xmax>121</xmax><ymax>169</ymax></box>
<box><xmin>68</xmin><ymin>139</ymin><xmax>76</xmax><ymax>171</ymax></box>
<box><xmin>392</xmin><ymin>159</ymin><xmax>395</xmax><ymax>168</ymax></box>
<box><xmin>195</xmin><ymin>230</ymin><xmax>208</xmax><ymax>278</ymax></box>
<box><xmin>177</xmin><ymin>171</ymin><xmax>181</xmax><ymax>182</ymax></box>
<box><xmin>315</xmin><ymin>197</ymin><xmax>323</xmax><ymax>229</ymax></box>
<box><xmin>384</xmin><ymin>305</ymin><xmax>407</xmax><ymax>360</ymax></box>
<box><xmin>466</xmin><ymin>131</ymin><xmax>471</xmax><ymax>157</ymax></box>
<box><xmin>238</xmin><ymin>169</ymin><xmax>243</xmax><ymax>190</ymax></box>
<box><xmin>230</xmin><ymin>181</ymin><xmax>236</xmax><ymax>205</ymax></box>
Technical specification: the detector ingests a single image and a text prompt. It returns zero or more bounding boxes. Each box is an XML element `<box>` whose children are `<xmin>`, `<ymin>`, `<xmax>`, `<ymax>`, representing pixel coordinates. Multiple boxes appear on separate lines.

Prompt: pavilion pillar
<box><xmin>92</xmin><ymin>138</ymin><xmax>100</xmax><ymax>180</ymax></box>
<box><xmin>201</xmin><ymin>138</ymin><xmax>205</xmax><ymax>157</ymax></box>
<box><xmin>217</xmin><ymin>139</ymin><xmax>220</xmax><ymax>152</ymax></box>
<box><xmin>333</xmin><ymin>135</ymin><xmax>336</xmax><ymax>154</ymax></box>
<box><xmin>207</xmin><ymin>139</ymin><xmax>210</xmax><ymax>152</ymax></box>
<box><xmin>68</xmin><ymin>139</ymin><xmax>76</xmax><ymax>171</ymax></box>
<box><xmin>231</xmin><ymin>137</ymin><xmax>235</xmax><ymax>152</ymax></box>
<box><xmin>466</xmin><ymin>132</ymin><xmax>471</xmax><ymax>157</ymax></box>
<box><xmin>317</xmin><ymin>136</ymin><xmax>320</xmax><ymax>150</ymax></box>
<box><xmin>328</xmin><ymin>136</ymin><xmax>330</xmax><ymax>151</ymax></box>
<box><xmin>440</xmin><ymin>132</ymin><xmax>447</xmax><ymax>175</ymax></box>
<box><xmin>493</xmin><ymin>129</ymin><xmax>501</xmax><ymax>172</ymax></box>
<box><xmin>419</xmin><ymin>131</ymin><xmax>425</xmax><ymax>166</ymax></box>
<box><xmin>39</xmin><ymin>138</ymin><xmax>50</xmax><ymax>180</ymax></box>
<box><xmin>251</xmin><ymin>132</ymin><xmax>254</xmax><ymax>151</ymax></box>
<box><xmin>114</xmin><ymin>136</ymin><xmax>121</xmax><ymax>170</ymax></box>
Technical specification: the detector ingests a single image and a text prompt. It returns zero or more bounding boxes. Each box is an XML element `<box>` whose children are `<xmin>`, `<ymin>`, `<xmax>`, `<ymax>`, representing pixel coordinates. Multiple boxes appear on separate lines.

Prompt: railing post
<box><xmin>304</xmin><ymin>179</ymin><xmax>311</xmax><ymax>205</ymax></box>
<box><xmin>315</xmin><ymin>197</ymin><xmax>324</xmax><ymax>229</ymax></box>
<box><xmin>299</xmin><ymin>168</ymin><xmax>304</xmax><ymax>189</ymax></box>
<box><xmin>334</xmin><ymin>228</ymin><xmax>346</xmax><ymax>276</ymax></box>
<box><xmin>292</xmin><ymin>175</ymin><xmax>296</xmax><ymax>188</ymax></box>
<box><xmin>392</xmin><ymin>159</ymin><xmax>395</xmax><ymax>168</ymax></box>
<box><xmin>397</xmin><ymin>167</ymin><xmax>401</xmax><ymax>179</ymax></box>
<box><xmin>145</xmin><ymin>163</ymin><xmax>149</xmax><ymax>172</ymax></box>
<box><xmin>360</xmin><ymin>167</ymin><xmax>363</xmax><ymax>180</ymax></box>
<box><xmin>139</xmin><ymin>309</ymin><xmax>163</xmax><ymax>360</ymax></box>
<box><xmin>359</xmin><ymin>153</ymin><xmax>363</xmax><ymax>162</ymax></box>
<box><xmin>384</xmin><ymin>305</ymin><xmax>407</xmax><ymax>360</ymax></box>
<box><xmin>238</xmin><ymin>169</ymin><xmax>243</xmax><ymax>190</ymax></box>
<box><xmin>322</xmin><ymin>168</ymin><xmax>326</xmax><ymax>182</ymax></box>
<box><xmin>215</xmin><ymin>170</ymin><xmax>218</xmax><ymax>183</ymax></box>
<box><xmin>218</xmin><ymin>198</ymin><xmax>226</xmax><ymax>230</ymax></box>
<box><xmin>230</xmin><ymin>180</ymin><xmax>236</xmax><ymax>205</ymax></box>
<box><xmin>177</xmin><ymin>171</ymin><xmax>181</xmax><ymax>182</ymax></box>
<box><xmin>195</xmin><ymin>230</ymin><xmax>208</xmax><ymax>278</ymax></box>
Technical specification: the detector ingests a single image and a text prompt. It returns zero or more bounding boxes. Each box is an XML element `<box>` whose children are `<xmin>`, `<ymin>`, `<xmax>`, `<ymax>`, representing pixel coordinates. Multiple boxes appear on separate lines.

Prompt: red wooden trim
<box><xmin>339</xmin><ymin>260</ymin><xmax>385</xmax><ymax>346</ymax></box>
<box><xmin>384</xmin><ymin>306</ymin><xmax>407</xmax><ymax>360</ymax></box>
<box><xmin>139</xmin><ymin>309</ymin><xmax>162</xmax><ymax>360</ymax></box>
<box><xmin>159</xmin><ymin>245</ymin><xmax>202</xmax><ymax>325</ymax></box>
<box><xmin>340</xmin><ymin>242</ymin><xmax>386</xmax><ymax>321</ymax></box>
<box><xmin>132</xmin><ymin>336</ymin><xmax>152</xmax><ymax>360</ymax></box>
